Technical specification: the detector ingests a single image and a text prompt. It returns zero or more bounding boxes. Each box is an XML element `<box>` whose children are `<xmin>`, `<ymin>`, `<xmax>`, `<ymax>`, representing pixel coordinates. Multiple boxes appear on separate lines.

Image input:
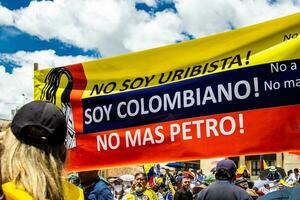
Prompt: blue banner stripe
<box><xmin>83</xmin><ymin>59</ymin><xmax>300</xmax><ymax>133</ymax></box>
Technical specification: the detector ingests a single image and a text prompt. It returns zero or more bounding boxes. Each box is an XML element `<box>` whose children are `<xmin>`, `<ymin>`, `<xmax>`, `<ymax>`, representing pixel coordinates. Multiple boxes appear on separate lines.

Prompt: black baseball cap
<box><xmin>11</xmin><ymin>100</ymin><xmax>67</xmax><ymax>146</ymax></box>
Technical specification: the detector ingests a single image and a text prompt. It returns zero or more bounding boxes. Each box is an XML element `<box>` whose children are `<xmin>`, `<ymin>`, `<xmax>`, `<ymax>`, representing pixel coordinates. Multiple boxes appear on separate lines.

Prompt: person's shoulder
<box><xmin>175</xmin><ymin>188</ymin><xmax>185</xmax><ymax>194</ymax></box>
<box><xmin>196</xmin><ymin>187</ymin><xmax>209</xmax><ymax>200</ymax></box>
<box><xmin>94</xmin><ymin>178</ymin><xmax>110</xmax><ymax>190</ymax></box>
<box><xmin>232</xmin><ymin>185</ymin><xmax>252</xmax><ymax>199</ymax></box>
<box><xmin>144</xmin><ymin>188</ymin><xmax>158</xmax><ymax>200</ymax></box>
<box><xmin>91</xmin><ymin>179</ymin><xmax>113</xmax><ymax>199</ymax></box>
<box><xmin>62</xmin><ymin>180</ymin><xmax>84</xmax><ymax>200</ymax></box>
<box><xmin>289</xmin><ymin>184</ymin><xmax>300</xmax><ymax>200</ymax></box>
<box><xmin>124</xmin><ymin>193</ymin><xmax>135</xmax><ymax>200</ymax></box>
<box><xmin>145</xmin><ymin>188</ymin><xmax>157</xmax><ymax>196</ymax></box>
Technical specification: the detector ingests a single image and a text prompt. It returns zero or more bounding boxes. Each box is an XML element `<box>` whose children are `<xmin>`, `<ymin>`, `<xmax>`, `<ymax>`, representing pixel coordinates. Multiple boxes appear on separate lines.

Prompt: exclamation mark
<box><xmin>245</xmin><ymin>50</ymin><xmax>251</xmax><ymax>65</ymax></box>
<box><xmin>253</xmin><ymin>77</ymin><xmax>259</xmax><ymax>97</ymax></box>
<box><xmin>239</xmin><ymin>113</ymin><xmax>244</xmax><ymax>134</ymax></box>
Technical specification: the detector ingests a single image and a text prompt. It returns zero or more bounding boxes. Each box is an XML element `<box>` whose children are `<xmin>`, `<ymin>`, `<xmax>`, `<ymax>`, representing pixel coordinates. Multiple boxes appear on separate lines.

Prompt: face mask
<box><xmin>114</xmin><ymin>185</ymin><xmax>122</xmax><ymax>193</ymax></box>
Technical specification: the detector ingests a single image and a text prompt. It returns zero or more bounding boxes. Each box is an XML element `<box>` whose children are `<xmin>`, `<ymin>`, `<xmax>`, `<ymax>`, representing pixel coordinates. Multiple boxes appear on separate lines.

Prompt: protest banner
<box><xmin>34</xmin><ymin>13</ymin><xmax>300</xmax><ymax>171</ymax></box>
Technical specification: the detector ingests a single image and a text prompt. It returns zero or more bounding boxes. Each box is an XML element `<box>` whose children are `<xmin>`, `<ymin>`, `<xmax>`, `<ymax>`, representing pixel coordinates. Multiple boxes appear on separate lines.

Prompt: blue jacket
<box><xmin>81</xmin><ymin>177</ymin><xmax>113</xmax><ymax>200</ymax></box>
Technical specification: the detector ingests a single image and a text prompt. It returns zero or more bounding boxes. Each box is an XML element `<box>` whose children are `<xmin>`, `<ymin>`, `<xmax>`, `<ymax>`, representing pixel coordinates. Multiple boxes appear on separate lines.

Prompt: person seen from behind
<box><xmin>78</xmin><ymin>170</ymin><xmax>113</xmax><ymax>200</ymax></box>
<box><xmin>196</xmin><ymin>159</ymin><xmax>253</xmax><ymax>200</ymax></box>
<box><xmin>125</xmin><ymin>172</ymin><xmax>158</xmax><ymax>200</ymax></box>
<box><xmin>0</xmin><ymin>100</ymin><xmax>84</xmax><ymax>200</ymax></box>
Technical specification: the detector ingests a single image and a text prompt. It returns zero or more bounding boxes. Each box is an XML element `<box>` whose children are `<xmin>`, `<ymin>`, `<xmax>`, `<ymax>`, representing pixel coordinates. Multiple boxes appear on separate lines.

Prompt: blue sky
<box><xmin>0</xmin><ymin>0</ymin><xmax>178</xmax><ymax>73</ymax></box>
<box><xmin>0</xmin><ymin>25</ymin><xmax>100</xmax><ymax>73</ymax></box>
<box><xmin>0</xmin><ymin>0</ymin><xmax>299</xmax><ymax>119</ymax></box>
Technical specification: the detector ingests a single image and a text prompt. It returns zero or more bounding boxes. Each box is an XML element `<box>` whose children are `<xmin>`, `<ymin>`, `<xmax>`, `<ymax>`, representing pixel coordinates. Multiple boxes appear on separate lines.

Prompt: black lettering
<box><xmin>144</xmin><ymin>75</ymin><xmax>155</xmax><ymax>87</ymax></box>
<box><xmin>228</xmin><ymin>54</ymin><xmax>242</xmax><ymax>68</ymax></box>
<box><xmin>190</xmin><ymin>65</ymin><xmax>202</xmax><ymax>77</ymax></box>
<box><xmin>130</xmin><ymin>78</ymin><xmax>144</xmax><ymax>89</ymax></box>
<box><xmin>103</xmin><ymin>82</ymin><xmax>116</xmax><ymax>94</ymax></box>
<box><xmin>120</xmin><ymin>79</ymin><xmax>131</xmax><ymax>91</ymax></box>
<box><xmin>90</xmin><ymin>84</ymin><xmax>104</xmax><ymax>96</ymax></box>
<box><xmin>159</xmin><ymin>72</ymin><xmax>172</xmax><ymax>84</ymax></box>
<box><xmin>284</xmin><ymin>33</ymin><xmax>299</xmax><ymax>41</ymax></box>
<box><xmin>172</xmin><ymin>69</ymin><xmax>184</xmax><ymax>81</ymax></box>
<box><xmin>208</xmin><ymin>60</ymin><xmax>219</xmax><ymax>72</ymax></box>
<box><xmin>220</xmin><ymin>57</ymin><xmax>232</xmax><ymax>70</ymax></box>
<box><xmin>202</xmin><ymin>63</ymin><xmax>209</xmax><ymax>74</ymax></box>
<box><xmin>183</xmin><ymin>67</ymin><xmax>191</xmax><ymax>79</ymax></box>
<box><xmin>284</xmin><ymin>34</ymin><xmax>292</xmax><ymax>41</ymax></box>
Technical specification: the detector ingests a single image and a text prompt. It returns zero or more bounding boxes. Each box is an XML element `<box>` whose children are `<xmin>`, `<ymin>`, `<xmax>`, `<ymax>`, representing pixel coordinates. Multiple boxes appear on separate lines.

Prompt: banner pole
<box><xmin>34</xmin><ymin>62</ymin><xmax>39</xmax><ymax>71</ymax></box>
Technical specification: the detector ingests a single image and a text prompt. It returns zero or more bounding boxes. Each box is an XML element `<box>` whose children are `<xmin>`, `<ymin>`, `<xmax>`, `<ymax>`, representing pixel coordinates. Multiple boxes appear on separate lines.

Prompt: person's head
<box><xmin>235</xmin><ymin>178</ymin><xmax>249</xmax><ymax>190</ymax></box>
<box><xmin>215</xmin><ymin>159</ymin><xmax>237</xmax><ymax>182</ymax></box>
<box><xmin>181</xmin><ymin>176</ymin><xmax>191</xmax><ymax>191</ymax></box>
<box><xmin>175</xmin><ymin>175</ymin><xmax>183</xmax><ymax>190</ymax></box>
<box><xmin>294</xmin><ymin>168</ymin><xmax>299</xmax><ymax>175</ymax></box>
<box><xmin>287</xmin><ymin>169</ymin><xmax>293</xmax><ymax>176</ymax></box>
<box><xmin>68</xmin><ymin>173</ymin><xmax>80</xmax><ymax>186</ymax></box>
<box><xmin>243</xmin><ymin>169</ymin><xmax>249</xmax><ymax>175</ymax></box>
<box><xmin>269</xmin><ymin>166</ymin><xmax>277</xmax><ymax>174</ymax></box>
<box><xmin>134</xmin><ymin>172</ymin><xmax>147</xmax><ymax>193</ymax></box>
<box><xmin>183</xmin><ymin>171</ymin><xmax>195</xmax><ymax>179</ymax></box>
<box><xmin>197</xmin><ymin>169</ymin><xmax>203</xmax><ymax>175</ymax></box>
<box><xmin>78</xmin><ymin>170</ymin><xmax>99</xmax><ymax>186</ymax></box>
<box><xmin>158</xmin><ymin>183</ymin><xmax>165</xmax><ymax>193</ymax></box>
<box><xmin>112</xmin><ymin>178</ymin><xmax>123</xmax><ymax>194</ymax></box>
<box><xmin>264</xmin><ymin>183</ymin><xmax>270</xmax><ymax>190</ymax></box>
<box><xmin>1</xmin><ymin>100</ymin><xmax>67</xmax><ymax>200</ymax></box>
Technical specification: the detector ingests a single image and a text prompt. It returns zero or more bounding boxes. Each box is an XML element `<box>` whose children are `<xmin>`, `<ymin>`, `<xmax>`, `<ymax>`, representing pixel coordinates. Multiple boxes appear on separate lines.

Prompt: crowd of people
<box><xmin>66</xmin><ymin>161</ymin><xmax>300</xmax><ymax>200</ymax></box>
<box><xmin>89</xmin><ymin>161</ymin><xmax>299</xmax><ymax>200</ymax></box>
<box><xmin>0</xmin><ymin>100</ymin><xmax>299</xmax><ymax>200</ymax></box>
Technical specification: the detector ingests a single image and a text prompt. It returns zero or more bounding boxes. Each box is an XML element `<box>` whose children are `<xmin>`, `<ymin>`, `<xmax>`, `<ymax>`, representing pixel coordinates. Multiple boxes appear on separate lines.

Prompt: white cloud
<box><xmin>1</xmin><ymin>0</ymin><xmax>298</xmax><ymax>58</ymax></box>
<box><xmin>0</xmin><ymin>0</ymin><xmax>184</xmax><ymax>57</ymax></box>
<box><xmin>174</xmin><ymin>0</ymin><xmax>300</xmax><ymax>38</ymax></box>
<box><xmin>0</xmin><ymin>0</ymin><xmax>299</xmax><ymax>58</ymax></box>
<box><xmin>124</xmin><ymin>10</ymin><xmax>184</xmax><ymax>51</ymax></box>
<box><xmin>0</xmin><ymin>50</ymin><xmax>92</xmax><ymax>120</ymax></box>
<box><xmin>0</xmin><ymin>5</ymin><xmax>14</xmax><ymax>25</ymax></box>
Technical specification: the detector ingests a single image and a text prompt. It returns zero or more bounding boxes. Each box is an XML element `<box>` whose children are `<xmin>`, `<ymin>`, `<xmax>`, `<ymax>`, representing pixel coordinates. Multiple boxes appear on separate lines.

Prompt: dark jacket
<box><xmin>174</xmin><ymin>188</ymin><xmax>193</xmax><ymax>200</ymax></box>
<box><xmin>196</xmin><ymin>180</ymin><xmax>253</xmax><ymax>200</ymax></box>
<box><xmin>256</xmin><ymin>187</ymin><xmax>292</xmax><ymax>200</ymax></box>
<box><xmin>289</xmin><ymin>183</ymin><xmax>300</xmax><ymax>200</ymax></box>
<box><xmin>81</xmin><ymin>177</ymin><xmax>113</xmax><ymax>200</ymax></box>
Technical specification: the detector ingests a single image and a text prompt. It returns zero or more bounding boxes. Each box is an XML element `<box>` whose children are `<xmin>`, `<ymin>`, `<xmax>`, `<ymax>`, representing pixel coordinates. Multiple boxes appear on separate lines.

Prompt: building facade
<box><xmin>200</xmin><ymin>153</ymin><xmax>300</xmax><ymax>179</ymax></box>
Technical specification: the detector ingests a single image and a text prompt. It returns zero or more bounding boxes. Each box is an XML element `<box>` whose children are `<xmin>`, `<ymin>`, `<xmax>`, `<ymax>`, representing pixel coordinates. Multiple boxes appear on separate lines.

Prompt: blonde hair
<box><xmin>1</xmin><ymin>128</ymin><xmax>67</xmax><ymax>200</ymax></box>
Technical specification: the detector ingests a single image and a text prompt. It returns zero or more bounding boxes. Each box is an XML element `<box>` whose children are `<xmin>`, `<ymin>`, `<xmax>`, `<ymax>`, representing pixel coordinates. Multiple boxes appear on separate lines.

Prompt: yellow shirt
<box><xmin>2</xmin><ymin>180</ymin><xmax>84</xmax><ymax>200</ymax></box>
<box><xmin>125</xmin><ymin>189</ymin><xmax>158</xmax><ymax>200</ymax></box>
